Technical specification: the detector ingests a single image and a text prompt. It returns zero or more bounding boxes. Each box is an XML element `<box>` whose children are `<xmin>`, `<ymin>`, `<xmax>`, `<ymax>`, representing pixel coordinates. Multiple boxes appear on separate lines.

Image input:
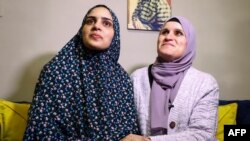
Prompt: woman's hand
<box><xmin>120</xmin><ymin>134</ymin><xmax>151</xmax><ymax>141</ymax></box>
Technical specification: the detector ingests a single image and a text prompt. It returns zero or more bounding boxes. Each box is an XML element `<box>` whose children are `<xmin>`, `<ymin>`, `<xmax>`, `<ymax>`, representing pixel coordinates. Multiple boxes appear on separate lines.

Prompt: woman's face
<box><xmin>157</xmin><ymin>21</ymin><xmax>187</xmax><ymax>62</ymax></box>
<box><xmin>82</xmin><ymin>7</ymin><xmax>114</xmax><ymax>50</ymax></box>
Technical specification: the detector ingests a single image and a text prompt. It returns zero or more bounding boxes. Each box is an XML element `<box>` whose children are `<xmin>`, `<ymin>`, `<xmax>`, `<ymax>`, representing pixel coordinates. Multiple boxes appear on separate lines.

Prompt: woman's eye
<box><xmin>175</xmin><ymin>30</ymin><xmax>184</xmax><ymax>36</ymax></box>
<box><xmin>161</xmin><ymin>29</ymin><xmax>169</xmax><ymax>35</ymax></box>
<box><xmin>85</xmin><ymin>19</ymin><xmax>95</xmax><ymax>25</ymax></box>
<box><xmin>103</xmin><ymin>20</ymin><xmax>113</xmax><ymax>28</ymax></box>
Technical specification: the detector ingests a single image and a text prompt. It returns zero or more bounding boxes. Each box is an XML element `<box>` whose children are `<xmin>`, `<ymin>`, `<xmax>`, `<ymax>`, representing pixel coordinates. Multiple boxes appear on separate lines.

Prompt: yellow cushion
<box><xmin>0</xmin><ymin>99</ymin><xmax>30</xmax><ymax>141</ymax></box>
<box><xmin>216</xmin><ymin>103</ymin><xmax>238</xmax><ymax>141</ymax></box>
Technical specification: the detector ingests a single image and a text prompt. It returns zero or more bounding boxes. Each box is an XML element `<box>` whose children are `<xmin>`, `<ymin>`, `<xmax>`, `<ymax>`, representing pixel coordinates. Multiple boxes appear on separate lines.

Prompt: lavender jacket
<box><xmin>131</xmin><ymin>67</ymin><xmax>219</xmax><ymax>141</ymax></box>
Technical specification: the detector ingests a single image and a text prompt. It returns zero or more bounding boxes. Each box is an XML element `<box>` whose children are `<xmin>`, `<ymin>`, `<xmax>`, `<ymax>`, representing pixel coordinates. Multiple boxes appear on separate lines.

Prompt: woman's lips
<box><xmin>90</xmin><ymin>33</ymin><xmax>102</xmax><ymax>40</ymax></box>
<box><xmin>162</xmin><ymin>42</ymin><xmax>174</xmax><ymax>47</ymax></box>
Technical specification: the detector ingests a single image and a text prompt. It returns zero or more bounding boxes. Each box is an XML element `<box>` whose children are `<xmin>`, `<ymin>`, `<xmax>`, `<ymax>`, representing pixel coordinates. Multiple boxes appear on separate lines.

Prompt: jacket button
<box><xmin>169</xmin><ymin>121</ymin><xmax>176</xmax><ymax>129</ymax></box>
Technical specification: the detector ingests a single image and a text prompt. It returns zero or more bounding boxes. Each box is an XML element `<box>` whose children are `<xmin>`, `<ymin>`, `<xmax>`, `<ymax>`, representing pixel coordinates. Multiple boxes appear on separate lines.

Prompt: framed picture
<box><xmin>0</xmin><ymin>0</ymin><xmax>3</xmax><ymax>17</ymax></box>
<box><xmin>128</xmin><ymin>0</ymin><xmax>172</xmax><ymax>31</ymax></box>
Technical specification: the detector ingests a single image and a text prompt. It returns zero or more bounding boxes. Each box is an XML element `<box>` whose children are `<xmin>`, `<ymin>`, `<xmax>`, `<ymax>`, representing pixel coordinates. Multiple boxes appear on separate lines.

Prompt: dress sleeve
<box><xmin>23</xmin><ymin>66</ymin><xmax>90</xmax><ymax>141</ymax></box>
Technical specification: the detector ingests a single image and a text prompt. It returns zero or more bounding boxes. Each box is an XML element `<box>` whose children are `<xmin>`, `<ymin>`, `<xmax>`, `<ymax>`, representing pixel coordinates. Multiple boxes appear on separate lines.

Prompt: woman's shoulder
<box><xmin>130</xmin><ymin>66</ymin><xmax>149</xmax><ymax>78</ymax></box>
<box><xmin>188</xmin><ymin>67</ymin><xmax>216</xmax><ymax>78</ymax></box>
<box><xmin>186</xmin><ymin>67</ymin><xmax>219</xmax><ymax>87</ymax></box>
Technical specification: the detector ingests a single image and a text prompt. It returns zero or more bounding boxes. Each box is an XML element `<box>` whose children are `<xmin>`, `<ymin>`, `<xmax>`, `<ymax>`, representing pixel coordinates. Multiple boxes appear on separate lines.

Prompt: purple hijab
<box><xmin>150</xmin><ymin>16</ymin><xmax>196</xmax><ymax>134</ymax></box>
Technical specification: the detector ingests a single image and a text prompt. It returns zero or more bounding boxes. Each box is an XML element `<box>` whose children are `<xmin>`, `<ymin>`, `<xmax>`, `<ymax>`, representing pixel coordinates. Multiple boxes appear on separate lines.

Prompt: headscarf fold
<box><xmin>24</xmin><ymin>5</ymin><xmax>139</xmax><ymax>141</ymax></box>
<box><xmin>150</xmin><ymin>16</ymin><xmax>196</xmax><ymax>134</ymax></box>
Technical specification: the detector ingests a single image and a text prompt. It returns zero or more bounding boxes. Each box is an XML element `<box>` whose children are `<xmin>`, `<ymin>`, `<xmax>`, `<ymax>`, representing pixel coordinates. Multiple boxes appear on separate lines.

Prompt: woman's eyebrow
<box><xmin>175</xmin><ymin>28</ymin><xmax>184</xmax><ymax>32</ymax></box>
<box><xmin>86</xmin><ymin>16</ymin><xmax>112</xmax><ymax>21</ymax></box>
<box><xmin>86</xmin><ymin>16</ymin><xmax>95</xmax><ymax>19</ymax></box>
<box><xmin>101</xmin><ymin>17</ymin><xmax>113</xmax><ymax>22</ymax></box>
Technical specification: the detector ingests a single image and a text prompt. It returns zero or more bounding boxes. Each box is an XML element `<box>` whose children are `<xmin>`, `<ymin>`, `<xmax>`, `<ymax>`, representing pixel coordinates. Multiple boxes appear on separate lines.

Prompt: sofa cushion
<box><xmin>219</xmin><ymin>100</ymin><xmax>250</xmax><ymax>125</ymax></box>
<box><xmin>0</xmin><ymin>99</ymin><xmax>30</xmax><ymax>141</ymax></box>
<box><xmin>216</xmin><ymin>103</ymin><xmax>237</xmax><ymax>141</ymax></box>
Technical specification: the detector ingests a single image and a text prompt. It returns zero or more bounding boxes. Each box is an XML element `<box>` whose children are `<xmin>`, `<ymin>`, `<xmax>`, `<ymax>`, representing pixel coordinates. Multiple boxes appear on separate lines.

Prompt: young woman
<box><xmin>24</xmin><ymin>5</ymin><xmax>140</xmax><ymax>140</ymax></box>
<box><xmin>122</xmin><ymin>16</ymin><xmax>219</xmax><ymax>141</ymax></box>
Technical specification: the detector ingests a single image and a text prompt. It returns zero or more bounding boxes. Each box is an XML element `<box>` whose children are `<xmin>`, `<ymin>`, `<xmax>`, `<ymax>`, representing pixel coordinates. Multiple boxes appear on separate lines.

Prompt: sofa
<box><xmin>0</xmin><ymin>99</ymin><xmax>249</xmax><ymax>141</ymax></box>
<box><xmin>219</xmin><ymin>100</ymin><xmax>250</xmax><ymax>125</ymax></box>
<box><xmin>0</xmin><ymin>99</ymin><xmax>30</xmax><ymax>141</ymax></box>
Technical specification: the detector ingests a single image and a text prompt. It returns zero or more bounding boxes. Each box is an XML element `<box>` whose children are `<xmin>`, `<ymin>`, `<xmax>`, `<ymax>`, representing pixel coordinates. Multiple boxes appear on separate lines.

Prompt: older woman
<box><xmin>24</xmin><ymin>5</ymin><xmax>140</xmax><ymax>140</ymax></box>
<box><xmin>122</xmin><ymin>16</ymin><xmax>219</xmax><ymax>141</ymax></box>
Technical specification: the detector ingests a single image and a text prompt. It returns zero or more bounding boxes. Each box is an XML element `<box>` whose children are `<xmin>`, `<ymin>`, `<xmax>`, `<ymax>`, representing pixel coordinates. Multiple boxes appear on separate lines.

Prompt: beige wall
<box><xmin>0</xmin><ymin>0</ymin><xmax>250</xmax><ymax>102</ymax></box>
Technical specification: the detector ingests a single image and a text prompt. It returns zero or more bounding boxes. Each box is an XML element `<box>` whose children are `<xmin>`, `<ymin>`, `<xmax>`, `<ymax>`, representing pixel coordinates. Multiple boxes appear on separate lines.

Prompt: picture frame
<box><xmin>127</xmin><ymin>0</ymin><xmax>172</xmax><ymax>31</ymax></box>
<box><xmin>0</xmin><ymin>0</ymin><xmax>3</xmax><ymax>17</ymax></box>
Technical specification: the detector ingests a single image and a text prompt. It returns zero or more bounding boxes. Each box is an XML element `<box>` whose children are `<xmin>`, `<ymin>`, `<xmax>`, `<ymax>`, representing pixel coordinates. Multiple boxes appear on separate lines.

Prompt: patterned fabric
<box><xmin>24</xmin><ymin>5</ymin><xmax>140</xmax><ymax>141</ymax></box>
<box><xmin>132</xmin><ymin>0</ymin><xmax>171</xmax><ymax>30</ymax></box>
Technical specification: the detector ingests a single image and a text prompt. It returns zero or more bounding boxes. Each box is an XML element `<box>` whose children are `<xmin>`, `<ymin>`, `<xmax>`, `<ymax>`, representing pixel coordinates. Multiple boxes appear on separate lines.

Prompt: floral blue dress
<box><xmin>23</xmin><ymin>5</ymin><xmax>140</xmax><ymax>141</ymax></box>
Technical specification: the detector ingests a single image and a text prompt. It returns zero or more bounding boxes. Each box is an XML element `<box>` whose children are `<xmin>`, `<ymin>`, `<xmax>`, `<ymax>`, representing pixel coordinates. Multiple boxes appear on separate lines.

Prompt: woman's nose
<box><xmin>93</xmin><ymin>21</ymin><xmax>101</xmax><ymax>30</ymax></box>
<box><xmin>165</xmin><ymin>32</ymin><xmax>174</xmax><ymax>40</ymax></box>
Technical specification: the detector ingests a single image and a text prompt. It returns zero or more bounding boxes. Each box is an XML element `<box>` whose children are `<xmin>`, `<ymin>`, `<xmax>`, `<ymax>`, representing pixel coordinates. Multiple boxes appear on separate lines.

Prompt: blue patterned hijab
<box><xmin>24</xmin><ymin>5</ymin><xmax>140</xmax><ymax>141</ymax></box>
